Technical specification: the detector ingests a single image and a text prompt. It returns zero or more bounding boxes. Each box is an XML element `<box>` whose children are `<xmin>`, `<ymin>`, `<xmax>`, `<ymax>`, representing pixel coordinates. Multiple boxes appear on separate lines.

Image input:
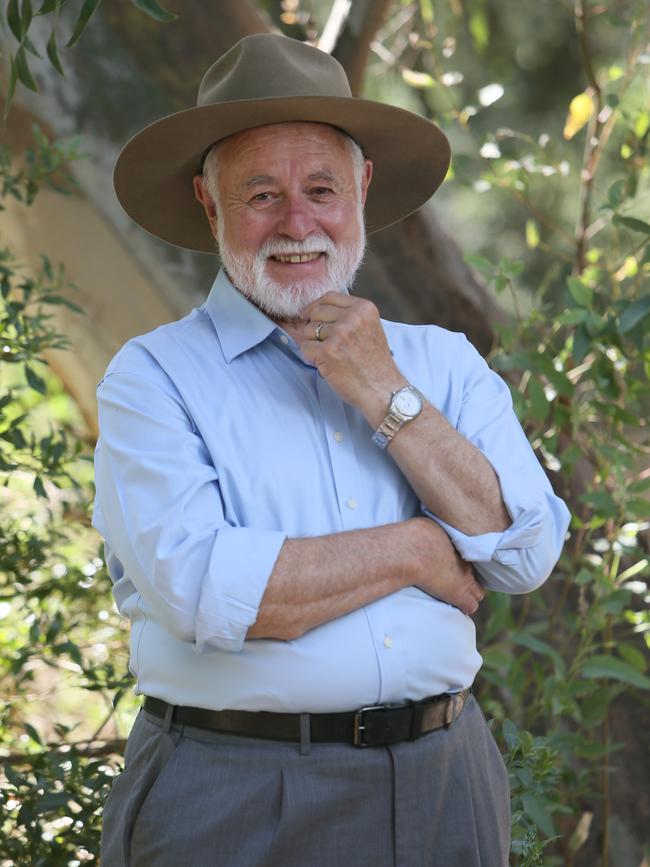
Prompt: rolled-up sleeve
<box><xmin>94</xmin><ymin>366</ymin><xmax>286</xmax><ymax>653</ymax></box>
<box><xmin>423</xmin><ymin>335</ymin><xmax>570</xmax><ymax>594</ymax></box>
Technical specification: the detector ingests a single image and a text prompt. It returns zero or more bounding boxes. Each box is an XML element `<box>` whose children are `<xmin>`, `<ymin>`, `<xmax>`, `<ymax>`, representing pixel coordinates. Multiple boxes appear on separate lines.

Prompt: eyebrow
<box><xmin>241</xmin><ymin>169</ymin><xmax>341</xmax><ymax>190</ymax></box>
<box><xmin>242</xmin><ymin>174</ymin><xmax>277</xmax><ymax>190</ymax></box>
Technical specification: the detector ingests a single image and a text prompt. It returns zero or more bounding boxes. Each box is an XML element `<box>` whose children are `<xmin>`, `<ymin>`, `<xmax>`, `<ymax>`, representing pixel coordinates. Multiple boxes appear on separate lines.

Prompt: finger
<box><xmin>300</xmin><ymin>320</ymin><xmax>330</xmax><ymax>343</ymax></box>
<box><xmin>303</xmin><ymin>293</ymin><xmax>355</xmax><ymax>318</ymax></box>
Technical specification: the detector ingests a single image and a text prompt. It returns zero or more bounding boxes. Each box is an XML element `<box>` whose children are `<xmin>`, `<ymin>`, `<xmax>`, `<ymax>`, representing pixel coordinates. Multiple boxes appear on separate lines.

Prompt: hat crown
<box><xmin>197</xmin><ymin>34</ymin><xmax>352</xmax><ymax>106</ymax></box>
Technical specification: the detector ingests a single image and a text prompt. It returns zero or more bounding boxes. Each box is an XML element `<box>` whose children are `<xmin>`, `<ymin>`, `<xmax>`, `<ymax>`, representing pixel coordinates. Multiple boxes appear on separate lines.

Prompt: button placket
<box><xmin>316</xmin><ymin>376</ymin><xmax>363</xmax><ymax>530</ymax></box>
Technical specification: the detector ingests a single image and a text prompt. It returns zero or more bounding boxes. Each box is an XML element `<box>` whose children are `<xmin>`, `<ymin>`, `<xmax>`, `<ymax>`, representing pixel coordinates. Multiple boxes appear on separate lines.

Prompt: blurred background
<box><xmin>1</xmin><ymin>1</ymin><xmax>649</xmax><ymax>864</ymax></box>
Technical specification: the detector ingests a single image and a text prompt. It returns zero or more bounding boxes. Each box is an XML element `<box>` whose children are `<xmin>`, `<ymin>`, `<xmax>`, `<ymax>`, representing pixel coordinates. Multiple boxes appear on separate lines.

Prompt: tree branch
<box><xmin>329</xmin><ymin>0</ymin><xmax>393</xmax><ymax>94</ymax></box>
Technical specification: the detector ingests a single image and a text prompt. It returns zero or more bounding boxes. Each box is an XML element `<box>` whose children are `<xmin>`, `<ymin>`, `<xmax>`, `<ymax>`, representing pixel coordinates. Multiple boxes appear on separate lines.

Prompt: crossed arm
<box><xmin>94</xmin><ymin>295</ymin><xmax>568</xmax><ymax>653</ymax></box>
<box><xmin>249</xmin><ymin>294</ymin><xmax>511</xmax><ymax>640</ymax></box>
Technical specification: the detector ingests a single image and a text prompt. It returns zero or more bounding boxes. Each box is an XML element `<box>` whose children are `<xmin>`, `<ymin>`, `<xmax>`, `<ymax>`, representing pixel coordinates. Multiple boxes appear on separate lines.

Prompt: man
<box><xmin>94</xmin><ymin>33</ymin><xmax>570</xmax><ymax>867</ymax></box>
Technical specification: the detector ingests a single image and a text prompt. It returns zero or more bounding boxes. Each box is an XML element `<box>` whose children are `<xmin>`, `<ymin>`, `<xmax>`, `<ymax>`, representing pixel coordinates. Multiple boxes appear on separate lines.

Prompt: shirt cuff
<box><xmin>194</xmin><ymin>525</ymin><xmax>287</xmax><ymax>653</ymax></box>
<box><xmin>425</xmin><ymin>466</ymin><xmax>548</xmax><ymax>565</ymax></box>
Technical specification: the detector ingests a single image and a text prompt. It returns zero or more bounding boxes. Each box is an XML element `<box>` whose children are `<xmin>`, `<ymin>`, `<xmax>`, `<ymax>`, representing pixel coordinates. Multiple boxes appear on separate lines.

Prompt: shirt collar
<box><xmin>204</xmin><ymin>269</ymin><xmax>278</xmax><ymax>363</ymax></box>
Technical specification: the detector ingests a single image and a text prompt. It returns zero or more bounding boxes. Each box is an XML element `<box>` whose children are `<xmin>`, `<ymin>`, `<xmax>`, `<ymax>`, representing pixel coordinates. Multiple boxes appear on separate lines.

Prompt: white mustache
<box><xmin>259</xmin><ymin>235</ymin><xmax>335</xmax><ymax>258</ymax></box>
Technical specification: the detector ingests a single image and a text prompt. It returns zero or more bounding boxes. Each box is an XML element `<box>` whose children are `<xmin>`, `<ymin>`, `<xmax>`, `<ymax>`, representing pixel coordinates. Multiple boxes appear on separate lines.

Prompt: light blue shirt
<box><xmin>93</xmin><ymin>269</ymin><xmax>570</xmax><ymax>712</ymax></box>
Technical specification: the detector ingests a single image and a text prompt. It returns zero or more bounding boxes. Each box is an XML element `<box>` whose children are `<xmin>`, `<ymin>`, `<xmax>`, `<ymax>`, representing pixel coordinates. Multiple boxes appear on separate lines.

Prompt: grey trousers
<box><xmin>100</xmin><ymin>696</ymin><xmax>510</xmax><ymax>867</ymax></box>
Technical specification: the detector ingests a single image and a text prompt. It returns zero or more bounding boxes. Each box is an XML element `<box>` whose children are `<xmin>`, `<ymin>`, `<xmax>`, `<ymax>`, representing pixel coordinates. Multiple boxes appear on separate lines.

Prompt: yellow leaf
<box><xmin>563</xmin><ymin>92</ymin><xmax>595</xmax><ymax>139</ymax></box>
<box><xmin>402</xmin><ymin>69</ymin><xmax>436</xmax><ymax>89</ymax></box>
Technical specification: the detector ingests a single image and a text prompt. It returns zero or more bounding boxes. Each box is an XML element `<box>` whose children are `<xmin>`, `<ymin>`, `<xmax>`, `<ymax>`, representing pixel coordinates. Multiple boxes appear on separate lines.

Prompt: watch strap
<box><xmin>371</xmin><ymin>386</ymin><xmax>424</xmax><ymax>450</ymax></box>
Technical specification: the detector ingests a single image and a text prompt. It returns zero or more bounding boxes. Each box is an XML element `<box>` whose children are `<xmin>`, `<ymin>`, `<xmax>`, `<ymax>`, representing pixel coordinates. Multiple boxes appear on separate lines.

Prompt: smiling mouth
<box><xmin>270</xmin><ymin>252</ymin><xmax>324</xmax><ymax>264</ymax></box>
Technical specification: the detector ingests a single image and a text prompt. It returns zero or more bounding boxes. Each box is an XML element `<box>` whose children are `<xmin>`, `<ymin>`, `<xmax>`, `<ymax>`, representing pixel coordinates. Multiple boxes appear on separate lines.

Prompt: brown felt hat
<box><xmin>114</xmin><ymin>33</ymin><xmax>451</xmax><ymax>253</ymax></box>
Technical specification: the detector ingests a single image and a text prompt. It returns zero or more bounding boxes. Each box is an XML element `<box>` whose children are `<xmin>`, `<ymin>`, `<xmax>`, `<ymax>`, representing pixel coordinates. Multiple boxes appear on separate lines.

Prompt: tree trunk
<box><xmin>3</xmin><ymin>0</ymin><xmax>497</xmax><ymax>436</ymax></box>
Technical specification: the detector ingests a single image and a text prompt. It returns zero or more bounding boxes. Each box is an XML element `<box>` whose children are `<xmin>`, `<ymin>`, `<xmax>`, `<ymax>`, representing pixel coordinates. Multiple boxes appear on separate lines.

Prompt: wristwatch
<box><xmin>371</xmin><ymin>385</ymin><xmax>425</xmax><ymax>449</ymax></box>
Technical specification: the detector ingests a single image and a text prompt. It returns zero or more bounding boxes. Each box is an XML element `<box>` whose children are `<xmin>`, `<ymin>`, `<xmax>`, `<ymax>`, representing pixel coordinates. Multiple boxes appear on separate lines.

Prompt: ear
<box><xmin>193</xmin><ymin>175</ymin><xmax>218</xmax><ymax>238</ymax></box>
<box><xmin>360</xmin><ymin>159</ymin><xmax>373</xmax><ymax>207</ymax></box>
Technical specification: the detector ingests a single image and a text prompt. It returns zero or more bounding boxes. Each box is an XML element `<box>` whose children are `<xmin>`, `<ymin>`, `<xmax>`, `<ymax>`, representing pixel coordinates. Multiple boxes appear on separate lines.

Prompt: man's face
<box><xmin>196</xmin><ymin>122</ymin><xmax>372</xmax><ymax>321</ymax></box>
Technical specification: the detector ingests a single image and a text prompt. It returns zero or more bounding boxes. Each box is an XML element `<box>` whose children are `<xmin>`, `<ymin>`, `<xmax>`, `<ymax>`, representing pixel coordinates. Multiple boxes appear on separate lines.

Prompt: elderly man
<box><xmin>95</xmin><ymin>33</ymin><xmax>570</xmax><ymax>867</ymax></box>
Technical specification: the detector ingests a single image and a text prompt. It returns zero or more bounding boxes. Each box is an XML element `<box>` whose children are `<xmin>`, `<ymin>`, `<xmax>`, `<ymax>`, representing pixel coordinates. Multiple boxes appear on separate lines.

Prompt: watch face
<box><xmin>394</xmin><ymin>388</ymin><xmax>422</xmax><ymax>417</ymax></box>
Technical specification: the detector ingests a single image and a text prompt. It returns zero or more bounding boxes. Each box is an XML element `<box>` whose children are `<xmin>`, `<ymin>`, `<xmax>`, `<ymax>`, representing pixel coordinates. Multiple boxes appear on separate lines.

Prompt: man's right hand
<box><xmin>407</xmin><ymin>517</ymin><xmax>485</xmax><ymax>615</ymax></box>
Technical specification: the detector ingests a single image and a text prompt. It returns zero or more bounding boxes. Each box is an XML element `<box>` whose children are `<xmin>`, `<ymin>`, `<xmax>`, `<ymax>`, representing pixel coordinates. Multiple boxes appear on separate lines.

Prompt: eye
<box><xmin>250</xmin><ymin>192</ymin><xmax>272</xmax><ymax>203</ymax></box>
<box><xmin>311</xmin><ymin>186</ymin><xmax>334</xmax><ymax>197</ymax></box>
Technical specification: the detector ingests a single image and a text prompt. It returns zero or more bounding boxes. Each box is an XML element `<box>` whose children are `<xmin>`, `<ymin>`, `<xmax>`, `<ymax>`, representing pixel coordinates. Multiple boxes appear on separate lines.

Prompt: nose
<box><xmin>274</xmin><ymin>195</ymin><xmax>317</xmax><ymax>240</ymax></box>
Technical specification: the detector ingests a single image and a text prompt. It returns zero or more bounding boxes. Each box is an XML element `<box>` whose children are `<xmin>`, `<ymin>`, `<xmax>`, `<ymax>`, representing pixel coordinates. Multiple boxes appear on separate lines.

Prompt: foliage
<box><xmin>0</xmin><ymin>132</ymin><xmax>135</xmax><ymax>863</ymax></box>
<box><xmin>389</xmin><ymin>0</ymin><xmax>649</xmax><ymax>862</ymax></box>
<box><xmin>1</xmin><ymin>0</ymin><xmax>648</xmax><ymax>865</ymax></box>
<box><xmin>1</xmin><ymin>0</ymin><xmax>177</xmax><ymax>117</ymax></box>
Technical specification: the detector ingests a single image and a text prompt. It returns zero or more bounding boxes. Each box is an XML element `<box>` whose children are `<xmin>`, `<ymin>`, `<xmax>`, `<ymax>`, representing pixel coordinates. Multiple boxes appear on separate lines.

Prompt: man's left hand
<box><xmin>298</xmin><ymin>293</ymin><xmax>406</xmax><ymax>414</ymax></box>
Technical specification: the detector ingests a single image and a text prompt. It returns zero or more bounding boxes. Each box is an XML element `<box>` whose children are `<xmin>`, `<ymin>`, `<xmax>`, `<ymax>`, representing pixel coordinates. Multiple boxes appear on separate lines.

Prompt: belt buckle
<box><xmin>353</xmin><ymin>704</ymin><xmax>386</xmax><ymax>747</ymax></box>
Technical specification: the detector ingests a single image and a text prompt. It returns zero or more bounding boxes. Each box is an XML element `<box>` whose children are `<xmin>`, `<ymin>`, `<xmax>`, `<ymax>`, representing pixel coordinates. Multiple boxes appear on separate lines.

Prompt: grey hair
<box><xmin>201</xmin><ymin>127</ymin><xmax>365</xmax><ymax>210</ymax></box>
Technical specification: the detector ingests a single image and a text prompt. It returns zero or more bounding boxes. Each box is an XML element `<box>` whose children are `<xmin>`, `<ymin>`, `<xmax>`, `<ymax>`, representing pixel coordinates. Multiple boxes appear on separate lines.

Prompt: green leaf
<box><xmin>7</xmin><ymin>0</ymin><xmax>22</xmax><ymax>40</ymax></box>
<box><xmin>521</xmin><ymin>792</ymin><xmax>556</xmax><ymax>837</ymax></box>
<box><xmin>606</xmin><ymin>178</ymin><xmax>626</xmax><ymax>209</ymax></box>
<box><xmin>619</xmin><ymin>295</ymin><xmax>650</xmax><ymax>334</ymax></box>
<box><xmin>571</xmin><ymin>324</ymin><xmax>591</xmax><ymax>363</ymax></box>
<box><xmin>14</xmin><ymin>44</ymin><xmax>39</xmax><ymax>91</ymax></box>
<box><xmin>36</xmin><ymin>0</ymin><xmax>66</xmax><ymax>13</ymax></box>
<box><xmin>557</xmin><ymin>309</ymin><xmax>588</xmax><ymax>326</ymax></box>
<box><xmin>24</xmin><ymin>721</ymin><xmax>42</xmax><ymax>744</ymax></box>
<box><xmin>419</xmin><ymin>0</ymin><xmax>434</xmax><ymax>24</ymax></box>
<box><xmin>580</xmin><ymin>655</ymin><xmax>650</xmax><ymax>690</ymax></box>
<box><xmin>613</xmin><ymin>215</ymin><xmax>650</xmax><ymax>234</ymax></box>
<box><xmin>21</xmin><ymin>0</ymin><xmax>34</xmax><ymax>36</ymax></box>
<box><xmin>629</xmin><ymin>477</ymin><xmax>650</xmax><ymax>494</ymax></box>
<box><xmin>525</xmin><ymin>219</ymin><xmax>540</xmax><ymax>249</ymax></box>
<box><xmin>35</xmin><ymin>791</ymin><xmax>72</xmax><ymax>813</ymax></box>
<box><xmin>502</xmin><ymin>718</ymin><xmax>519</xmax><ymax>751</ymax></box>
<box><xmin>618</xmin><ymin>642</ymin><xmax>647</xmax><ymax>672</ymax></box>
<box><xmin>469</xmin><ymin>9</ymin><xmax>489</xmax><ymax>51</ymax></box>
<box><xmin>66</xmin><ymin>0</ymin><xmax>101</xmax><ymax>47</ymax></box>
<box><xmin>33</xmin><ymin>475</ymin><xmax>47</xmax><ymax>498</ymax></box>
<box><xmin>23</xmin><ymin>33</ymin><xmax>43</xmax><ymax>57</ymax></box>
<box><xmin>25</xmin><ymin>365</ymin><xmax>46</xmax><ymax>393</ymax></box>
<box><xmin>46</xmin><ymin>27</ymin><xmax>64</xmax><ymax>75</ymax></box>
<box><xmin>567</xmin><ymin>276</ymin><xmax>593</xmax><ymax>307</ymax></box>
<box><xmin>527</xmin><ymin>376</ymin><xmax>549</xmax><ymax>422</ymax></box>
<box><xmin>512</xmin><ymin>631</ymin><xmax>566</xmax><ymax>676</ymax></box>
<box><xmin>4</xmin><ymin>56</ymin><xmax>19</xmax><ymax>118</ymax></box>
<box><xmin>131</xmin><ymin>0</ymin><xmax>177</xmax><ymax>22</ymax></box>
<box><xmin>464</xmin><ymin>254</ymin><xmax>494</xmax><ymax>275</ymax></box>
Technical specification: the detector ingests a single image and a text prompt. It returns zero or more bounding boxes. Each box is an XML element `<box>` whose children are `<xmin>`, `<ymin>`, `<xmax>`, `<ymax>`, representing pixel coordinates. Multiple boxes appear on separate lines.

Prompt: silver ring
<box><xmin>315</xmin><ymin>321</ymin><xmax>326</xmax><ymax>341</ymax></box>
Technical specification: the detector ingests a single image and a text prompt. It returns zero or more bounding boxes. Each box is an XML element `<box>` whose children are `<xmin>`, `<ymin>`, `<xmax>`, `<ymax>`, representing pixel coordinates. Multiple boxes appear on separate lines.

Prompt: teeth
<box><xmin>274</xmin><ymin>252</ymin><xmax>321</xmax><ymax>263</ymax></box>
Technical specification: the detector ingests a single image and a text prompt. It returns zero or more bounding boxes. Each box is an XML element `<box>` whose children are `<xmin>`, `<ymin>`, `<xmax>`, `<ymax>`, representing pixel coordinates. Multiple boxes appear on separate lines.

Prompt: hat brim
<box><xmin>114</xmin><ymin>95</ymin><xmax>451</xmax><ymax>253</ymax></box>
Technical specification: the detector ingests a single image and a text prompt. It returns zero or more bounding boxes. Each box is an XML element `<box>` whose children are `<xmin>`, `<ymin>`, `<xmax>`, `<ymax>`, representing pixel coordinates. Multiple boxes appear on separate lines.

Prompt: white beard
<box><xmin>217</xmin><ymin>212</ymin><xmax>366</xmax><ymax>321</ymax></box>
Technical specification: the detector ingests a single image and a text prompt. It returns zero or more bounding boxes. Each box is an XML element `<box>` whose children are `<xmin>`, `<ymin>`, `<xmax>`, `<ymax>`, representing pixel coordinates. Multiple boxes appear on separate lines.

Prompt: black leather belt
<box><xmin>143</xmin><ymin>689</ymin><xmax>470</xmax><ymax>748</ymax></box>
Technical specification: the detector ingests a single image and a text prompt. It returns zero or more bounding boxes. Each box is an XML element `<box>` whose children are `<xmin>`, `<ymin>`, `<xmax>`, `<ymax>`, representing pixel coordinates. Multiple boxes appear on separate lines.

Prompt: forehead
<box><xmin>216</xmin><ymin>122</ymin><xmax>353</xmax><ymax>177</ymax></box>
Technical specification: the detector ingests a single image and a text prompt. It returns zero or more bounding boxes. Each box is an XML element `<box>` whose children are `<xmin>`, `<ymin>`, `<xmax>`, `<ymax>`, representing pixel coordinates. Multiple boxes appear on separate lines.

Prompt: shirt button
<box><xmin>383</xmin><ymin>635</ymin><xmax>393</xmax><ymax>649</ymax></box>
<box><xmin>347</xmin><ymin>498</ymin><xmax>357</xmax><ymax>510</ymax></box>
<box><xmin>280</xmin><ymin>334</ymin><xmax>289</xmax><ymax>345</ymax></box>
<box><xmin>334</xmin><ymin>431</ymin><xmax>344</xmax><ymax>442</ymax></box>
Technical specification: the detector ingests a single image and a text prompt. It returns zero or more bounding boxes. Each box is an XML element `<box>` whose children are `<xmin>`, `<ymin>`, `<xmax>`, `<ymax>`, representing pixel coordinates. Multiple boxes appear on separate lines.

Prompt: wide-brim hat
<box><xmin>114</xmin><ymin>33</ymin><xmax>451</xmax><ymax>254</ymax></box>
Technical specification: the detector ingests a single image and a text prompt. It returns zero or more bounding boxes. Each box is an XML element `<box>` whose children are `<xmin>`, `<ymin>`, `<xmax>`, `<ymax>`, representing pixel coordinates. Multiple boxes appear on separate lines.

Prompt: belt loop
<box><xmin>162</xmin><ymin>702</ymin><xmax>175</xmax><ymax>734</ymax></box>
<box><xmin>299</xmin><ymin>713</ymin><xmax>311</xmax><ymax>756</ymax></box>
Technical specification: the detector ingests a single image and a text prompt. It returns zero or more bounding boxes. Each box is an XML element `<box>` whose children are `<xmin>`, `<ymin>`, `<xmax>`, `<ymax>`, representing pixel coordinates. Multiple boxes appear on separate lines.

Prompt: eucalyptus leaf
<box><xmin>21</xmin><ymin>0</ymin><xmax>34</xmax><ymax>36</ymax></box>
<box><xmin>14</xmin><ymin>44</ymin><xmax>39</xmax><ymax>91</ymax></box>
<box><xmin>66</xmin><ymin>0</ymin><xmax>102</xmax><ymax>47</ymax></box>
<box><xmin>46</xmin><ymin>28</ymin><xmax>64</xmax><ymax>75</ymax></box>
<box><xmin>4</xmin><ymin>56</ymin><xmax>19</xmax><ymax>118</ymax></box>
<box><xmin>131</xmin><ymin>0</ymin><xmax>177</xmax><ymax>22</ymax></box>
<box><xmin>7</xmin><ymin>0</ymin><xmax>22</xmax><ymax>40</ymax></box>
